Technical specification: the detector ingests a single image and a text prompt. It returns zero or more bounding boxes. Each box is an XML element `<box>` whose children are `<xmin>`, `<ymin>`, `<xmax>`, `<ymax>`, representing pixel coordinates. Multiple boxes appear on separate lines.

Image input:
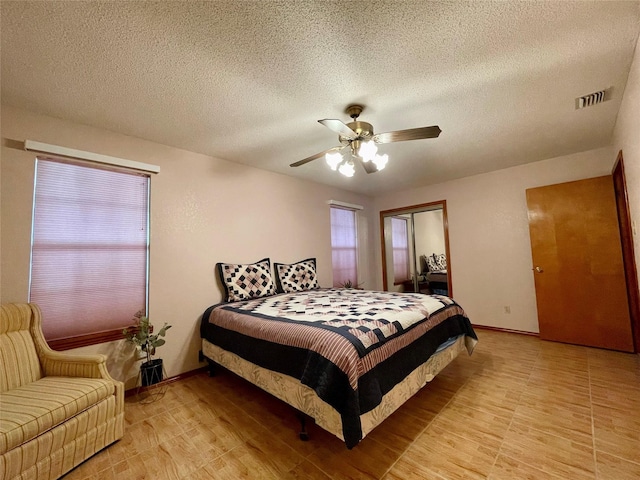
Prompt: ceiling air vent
<box><xmin>576</xmin><ymin>88</ymin><xmax>610</xmax><ymax>109</ymax></box>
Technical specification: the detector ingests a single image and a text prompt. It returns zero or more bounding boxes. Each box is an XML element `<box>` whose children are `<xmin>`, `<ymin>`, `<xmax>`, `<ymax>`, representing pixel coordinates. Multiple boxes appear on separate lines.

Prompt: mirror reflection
<box><xmin>380</xmin><ymin>201</ymin><xmax>451</xmax><ymax>296</ymax></box>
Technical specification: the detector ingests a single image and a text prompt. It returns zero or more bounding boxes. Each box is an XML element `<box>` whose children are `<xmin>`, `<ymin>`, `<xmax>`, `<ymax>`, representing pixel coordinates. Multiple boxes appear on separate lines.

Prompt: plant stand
<box><xmin>134</xmin><ymin>360</ymin><xmax>168</xmax><ymax>404</ymax></box>
<box><xmin>141</xmin><ymin>358</ymin><xmax>163</xmax><ymax>386</ymax></box>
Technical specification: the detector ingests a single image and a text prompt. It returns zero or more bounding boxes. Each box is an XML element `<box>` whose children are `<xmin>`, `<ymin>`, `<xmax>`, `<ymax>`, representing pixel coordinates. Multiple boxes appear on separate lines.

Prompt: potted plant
<box><xmin>123</xmin><ymin>311</ymin><xmax>172</xmax><ymax>387</ymax></box>
<box><xmin>339</xmin><ymin>279</ymin><xmax>364</xmax><ymax>289</ymax></box>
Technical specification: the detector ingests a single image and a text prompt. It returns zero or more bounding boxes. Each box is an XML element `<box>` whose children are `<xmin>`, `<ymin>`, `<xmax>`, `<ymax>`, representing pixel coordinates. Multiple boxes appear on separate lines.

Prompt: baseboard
<box><xmin>472</xmin><ymin>324</ymin><xmax>539</xmax><ymax>337</ymax></box>
<box><xmin>125</xmin><ymin>366</ymin><xmax>208</xmax><ymax>397</ymax></box>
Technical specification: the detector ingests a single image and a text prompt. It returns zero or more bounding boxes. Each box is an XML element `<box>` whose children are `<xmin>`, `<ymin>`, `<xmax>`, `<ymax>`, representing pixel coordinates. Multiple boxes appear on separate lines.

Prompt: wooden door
<box><xmin>526</xmin><ymin>176</ymin><xmax>634</xmax><ymax>352</ymax></box>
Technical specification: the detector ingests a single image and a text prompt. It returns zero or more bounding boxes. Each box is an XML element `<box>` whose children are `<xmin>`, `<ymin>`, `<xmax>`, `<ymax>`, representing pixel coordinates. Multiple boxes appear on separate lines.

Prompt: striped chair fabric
<box><xmin>0</xmin><ymin>303</ymin><xmax>124</xmax><ymax>480</ymax></box>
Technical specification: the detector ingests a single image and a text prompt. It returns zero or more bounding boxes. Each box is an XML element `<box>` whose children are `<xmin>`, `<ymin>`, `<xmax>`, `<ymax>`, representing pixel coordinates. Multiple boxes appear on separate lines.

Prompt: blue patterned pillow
<box><xmin>274</xmin><ymin>258</ymin><xmax>319</xmax><ymax>293</ymax></box>
<box><xmin>217</xmin><ymin>257</ymin><xmax>276</xmax><ymax>302</ymax></box>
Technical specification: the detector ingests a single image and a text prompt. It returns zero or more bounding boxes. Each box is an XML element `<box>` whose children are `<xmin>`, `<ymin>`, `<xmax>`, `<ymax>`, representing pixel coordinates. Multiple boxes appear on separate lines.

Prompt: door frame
<box><xmin>380</xmin><ymin>200</ymin><xmax>452</xmax><ymax>296</ymax></box>
<box><xmin>612</xmin><ymin>150</ymin><xmax>640</xmax><ymax>353</ymax></box>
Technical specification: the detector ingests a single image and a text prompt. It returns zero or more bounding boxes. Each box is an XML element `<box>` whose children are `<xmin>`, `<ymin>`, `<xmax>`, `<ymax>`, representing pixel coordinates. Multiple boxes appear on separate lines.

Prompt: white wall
<box><xmin>373</xmin><ymin>147</ymin><xmax>616</xmax><ymax>333</ymax></box>
<box><xmin>1</xmin><ymin>105</ymin><xmax>375</xmax><ymax>387</ymax></box>
<box><xmin>612</xmin><ymin>32</ymin><xmax>640</xmax><ymax>290</ymax></box>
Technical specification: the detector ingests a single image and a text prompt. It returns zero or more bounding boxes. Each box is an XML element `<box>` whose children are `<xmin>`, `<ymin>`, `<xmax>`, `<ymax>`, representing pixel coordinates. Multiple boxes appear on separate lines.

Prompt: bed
<box><xmin>199</xmin><ymin>258</ymin><xmax>476</xmax><ymax>448</ymax></box>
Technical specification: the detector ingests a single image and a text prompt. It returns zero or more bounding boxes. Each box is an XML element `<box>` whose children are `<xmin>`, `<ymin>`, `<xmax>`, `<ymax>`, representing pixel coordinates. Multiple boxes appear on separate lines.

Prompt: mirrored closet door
<box><xmin>380</xmin><ymin>201</ymin><xmax>452</xmax><ymax>296</ymax></box>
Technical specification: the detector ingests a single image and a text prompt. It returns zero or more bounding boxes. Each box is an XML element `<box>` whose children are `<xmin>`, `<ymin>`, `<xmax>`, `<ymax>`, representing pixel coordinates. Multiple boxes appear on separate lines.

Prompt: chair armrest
<box><xmin>27</xmin><ymin>303</ymin><xmax>124</xmax><ymax>411</ymax></box>
<box><xmin>26</xmin><ymin>304</ymin><xmax>118</xmax><ymax>381</ymax></box>
<box><xmin>39</xmin><ymin>349</ymin><xmax>113</xmax><ymax>379</ymax></box>
<box><xmin>40</xmin><ymin>350</ymin><xmax>125</xmax><ymax>412</ymax></box>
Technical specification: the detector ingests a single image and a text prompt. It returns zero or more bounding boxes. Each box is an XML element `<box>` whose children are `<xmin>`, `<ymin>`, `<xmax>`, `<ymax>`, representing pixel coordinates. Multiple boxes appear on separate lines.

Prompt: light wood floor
<box><xmin>63</xmin><ymin>329</ymin><xmax>640</xmax><ymax>479</ymax></box>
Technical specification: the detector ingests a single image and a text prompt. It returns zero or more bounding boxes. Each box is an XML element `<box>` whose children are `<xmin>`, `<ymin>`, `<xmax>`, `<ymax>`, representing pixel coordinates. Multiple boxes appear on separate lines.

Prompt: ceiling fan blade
<box><xmin>318</xmin><ymin>119</ymin><xmax>358</xmax><ymax>139</ymax></box>
<box><xmin>289</xmin><ymin>146</ymin><xmax>344</xmax><ymax>167</ymax></box>
<box><xmin>373</xmin><ymin>126</ymin><xmax>442</xmax><ymax>144</ymax></box>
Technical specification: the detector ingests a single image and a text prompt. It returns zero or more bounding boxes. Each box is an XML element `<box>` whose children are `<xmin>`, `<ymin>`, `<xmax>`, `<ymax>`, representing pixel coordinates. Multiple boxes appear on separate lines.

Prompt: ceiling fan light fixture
<box><xmin>290</xmin><ymin>103</ymin><xmax>440</xmax><ymax>176</ymax></box>
<box><xmin>373</xmin><ymin>153</ymin><xmax>388</xmax><ymax>171</ymax></box>
<box><xmin>358</xmin><ymin>140</ymin><xmax>378</xmax><ymax>162</ymax></box>
<box><xmin>338</xmin><ymin>160</ymin><xmax>355</xmax><ymax>177</ymax></box>
<box><xmin>325</xmin><ymin>151</ymin><xmax>343</xmax><ymax>170</ymax></box>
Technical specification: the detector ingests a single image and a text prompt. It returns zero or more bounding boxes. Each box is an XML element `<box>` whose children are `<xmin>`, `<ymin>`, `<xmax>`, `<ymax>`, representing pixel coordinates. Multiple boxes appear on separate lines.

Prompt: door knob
<box><xmin>534</xmin><ymin>266</ymin><xmax>544</xmax><ymax>273</ymax></box>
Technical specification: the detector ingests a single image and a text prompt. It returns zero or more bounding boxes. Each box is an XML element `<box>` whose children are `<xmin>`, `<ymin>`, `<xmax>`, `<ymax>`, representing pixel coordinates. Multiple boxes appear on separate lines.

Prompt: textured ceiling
<box><xmin>2</xmin><ymin>1</ymin><xmax>639</xmax><ymax>196</ymax></box>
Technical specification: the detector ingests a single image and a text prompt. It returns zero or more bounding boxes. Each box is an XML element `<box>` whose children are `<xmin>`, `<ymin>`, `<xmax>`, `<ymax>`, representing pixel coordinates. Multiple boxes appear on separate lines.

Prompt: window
<box><xmin>30</xmin><ymin>158</ymin><xmax>150</xmax><ymax>350</ymax></box>
<box><xmin>330</xmin><ymin>206</ymin><xmax>358</xmax><ymax>287</ymax></box>
<box><xmin>391</xmin><ymin>217</ymin><xmax>410</xmax><ymax>283</ymax></box>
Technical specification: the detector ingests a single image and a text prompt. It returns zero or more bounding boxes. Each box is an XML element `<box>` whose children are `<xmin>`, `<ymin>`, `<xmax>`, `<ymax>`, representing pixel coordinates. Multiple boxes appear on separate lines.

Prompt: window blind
<box><xmin>391</xmin><ymin>217</ymin><xmax>410</xmax><ymax>283</ymax></box>
<box><xmin>330</xmin><ymin>206</ymin><xmax>358</xmax><ymax>287</ymax></box>
<box><xmin>30</xmin><ymin>159</ymin><xmax>149</xmax><ymax>346</ymax></box>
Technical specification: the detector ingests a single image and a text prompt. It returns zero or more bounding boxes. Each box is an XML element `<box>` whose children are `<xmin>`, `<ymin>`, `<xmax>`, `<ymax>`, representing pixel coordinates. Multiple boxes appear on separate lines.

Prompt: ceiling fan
<box><xmin>290</xmin><ymin>104</ymin><xmax>441</xmax><ymax>177</ymax></box>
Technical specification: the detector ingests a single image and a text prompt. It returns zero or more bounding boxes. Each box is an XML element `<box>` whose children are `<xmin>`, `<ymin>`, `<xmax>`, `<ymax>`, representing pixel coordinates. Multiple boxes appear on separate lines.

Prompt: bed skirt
<box><xmin>201</xmin><ymin>334</ymin><xmax>475</xmax><ymax>442</ymax></box>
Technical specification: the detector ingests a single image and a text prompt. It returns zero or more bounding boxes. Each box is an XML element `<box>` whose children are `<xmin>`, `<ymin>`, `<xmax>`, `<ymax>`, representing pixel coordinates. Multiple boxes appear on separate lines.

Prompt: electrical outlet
<box><xmin>504</xmin><ymin>306</ymin><xmax>511</xmax><ymax>314</ymax></box>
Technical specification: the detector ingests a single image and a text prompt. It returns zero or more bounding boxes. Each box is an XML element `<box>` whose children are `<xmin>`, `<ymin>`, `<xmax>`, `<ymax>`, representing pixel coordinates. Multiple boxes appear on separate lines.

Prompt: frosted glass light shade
<box><xmin>325</xmin><ymin>151</ymin><xmax>343</xmax><ymax>170</ymax></box>
<box><xmin>373</xmin><ymin>153</ymin><xmax>388</xmax><ymax>171</ymax></box>
<box><xmin>358</xmin><ymin>140</ymin><xmax>378</xmax><ymax>162</ymax></box>
<box><xmin>338</xmin><ymin>161</ymin><xmax>355</xmax><ymax>177</ymax></box>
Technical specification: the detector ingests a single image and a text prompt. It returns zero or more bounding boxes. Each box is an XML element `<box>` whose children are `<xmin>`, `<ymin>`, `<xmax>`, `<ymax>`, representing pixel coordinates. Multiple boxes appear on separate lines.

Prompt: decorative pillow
<box><xmin>434</xmin><ymin>253</ymin><xmax>447</xmax><ymax>270</ymax></box>
<box><xmin>274</xmin><ymin>258</ymin><xmax>319</xmax><ymax>293</ymax></box>
<box><xmin>217</xmin><ymin>257</ymin><xmax>276</xmax><ymax>302</ymax></box>
<box><xmin>425</xmin><ymin>254</ymin><xmax>439</xmax><ymax>272</ymax></box>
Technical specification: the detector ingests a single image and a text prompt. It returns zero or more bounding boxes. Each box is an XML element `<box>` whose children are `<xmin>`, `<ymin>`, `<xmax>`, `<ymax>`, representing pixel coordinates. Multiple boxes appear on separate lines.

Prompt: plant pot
<box><xmin>140</xmin><ymin>358</ymin><xmax>163</xmax><ymax>387</ymax></box>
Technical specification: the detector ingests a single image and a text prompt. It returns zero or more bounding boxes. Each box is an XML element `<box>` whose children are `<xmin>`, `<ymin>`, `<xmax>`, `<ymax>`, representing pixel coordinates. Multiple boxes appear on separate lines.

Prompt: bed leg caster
<box><xmin>297</xmin><ymin>412</ymin><xmax>309</xmax><ymax>441</ymax></box>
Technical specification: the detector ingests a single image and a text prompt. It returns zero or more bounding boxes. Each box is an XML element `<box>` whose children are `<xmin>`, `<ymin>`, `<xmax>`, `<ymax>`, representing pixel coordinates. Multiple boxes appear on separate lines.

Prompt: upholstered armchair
<box><xmin>0</xmin><ymin>303</ymin><xmax>124</xmax><ymax>480</ymax></box>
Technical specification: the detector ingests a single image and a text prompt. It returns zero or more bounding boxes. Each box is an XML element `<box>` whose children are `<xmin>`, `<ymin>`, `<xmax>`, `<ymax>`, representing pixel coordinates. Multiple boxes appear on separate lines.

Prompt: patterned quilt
<box><xmin>201</xmin><ymin>288</ymin><xmax>476</xmax><ymax>448</ymax></box>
